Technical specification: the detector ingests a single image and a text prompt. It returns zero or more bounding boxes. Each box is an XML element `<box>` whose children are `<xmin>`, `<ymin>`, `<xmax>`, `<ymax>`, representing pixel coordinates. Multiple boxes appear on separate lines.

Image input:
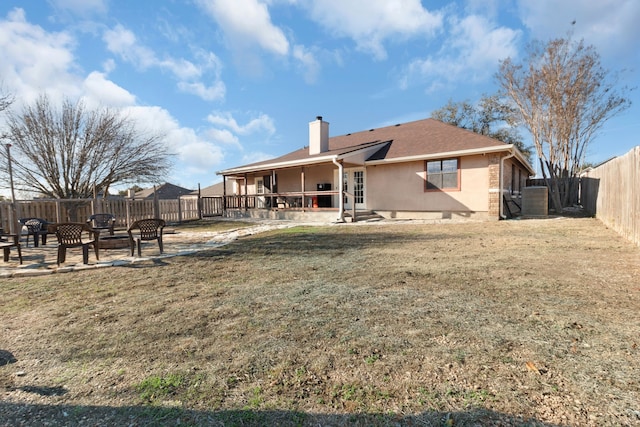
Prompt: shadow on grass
<box><xmin>0</xmin><ymin>402</ymin><xmax>559</xmax><ymax>426</ymax></box>
<box><xmin>191</xmin><ymin>230</ymin><xmax>457</xmax><ymax>259</ymax></box>
<box><xmin>0</xmin><ymin>350</ymin><xmax>17</xmax><ymax>366</ymax></box>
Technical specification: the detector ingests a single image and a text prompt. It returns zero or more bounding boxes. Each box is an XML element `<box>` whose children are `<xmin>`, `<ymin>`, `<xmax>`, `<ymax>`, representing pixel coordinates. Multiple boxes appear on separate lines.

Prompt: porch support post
<box><xmin>222</xmin><ymin>175</ymin><xmax>227</xmax><ymax>214</ymax></box>
<box><xmin>272</xmin><ymin>169</ymin><xmax>276</xmax><ymax>209</ymax></box>
<box><xmin>244</xmin><ymin>173</ymin><xmax>248</xmax><ymax>212</ymax></box>
<box><xmin>332</xmin><ymin>157</ymin><xmax>345</xmax><ymax>222</ymax></box>
<box><xmin>301</xmin><ymin>167</ymin><xmax>305</xmax><ymax>212</ymax></box>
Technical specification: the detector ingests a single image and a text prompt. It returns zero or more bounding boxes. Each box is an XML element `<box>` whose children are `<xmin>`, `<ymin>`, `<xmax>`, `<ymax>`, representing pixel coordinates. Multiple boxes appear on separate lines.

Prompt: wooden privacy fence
<box><xmin>581</xmin><ymin>146</ymin><xmax>640</xmax><ymax>246</ymax></box>
<box><xmin>526</xmin><ymin>177</ymin><xmax>579</xmax><ymax>210</ymax></box>
<box><xmin>0</xmin><ymin>195</ymin><xmax>224</xmax><ymax>232</ymax></box>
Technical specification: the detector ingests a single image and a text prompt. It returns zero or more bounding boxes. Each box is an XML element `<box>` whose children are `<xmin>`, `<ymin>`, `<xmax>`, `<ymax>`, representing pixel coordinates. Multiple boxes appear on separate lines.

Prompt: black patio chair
<box><xmin>87</xmin><ymin>213</ymin><xmax>116</xmax><ymax>235</ymax></box>
<box><xmin>18</xmin><ymin>218</ymin><xmax>50</xmax><ymax>247</ymax></box>
<box><xmin>51</xmin><ymin>222</ymin><xmax>100</xmax><ymax>265</ymax></box>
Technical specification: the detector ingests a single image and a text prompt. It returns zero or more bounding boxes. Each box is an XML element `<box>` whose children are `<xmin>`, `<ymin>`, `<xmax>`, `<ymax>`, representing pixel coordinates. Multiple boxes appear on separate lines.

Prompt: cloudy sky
<box><xmin>1</xmin><ymin>0</ymin><xmax>638</xmax><ymax>193</ymax></box>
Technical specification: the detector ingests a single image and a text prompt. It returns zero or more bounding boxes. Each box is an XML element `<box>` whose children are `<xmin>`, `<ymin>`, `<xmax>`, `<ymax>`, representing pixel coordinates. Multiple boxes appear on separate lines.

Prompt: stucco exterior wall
<box><xmin>247</xmin><ymin>165</ymin><xmax>336</xmax><ymax>193</ymax></box>
<box><xmin>366</xmin><ymin>155</ymin><xmax>490</xmax><ymax>215</ymax></box>
<box><xmin>231</xmin><ymin>154</ymin><xmax>530</xmax><ymax>220</ymax></box>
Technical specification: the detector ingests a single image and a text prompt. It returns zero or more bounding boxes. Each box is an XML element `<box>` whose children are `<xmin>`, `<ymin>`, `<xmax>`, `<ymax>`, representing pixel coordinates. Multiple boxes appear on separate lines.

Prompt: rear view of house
<box><xmin>217</xmin><ymin>117</ymin><xmax>534</xmax><ymax>222</ymax></box>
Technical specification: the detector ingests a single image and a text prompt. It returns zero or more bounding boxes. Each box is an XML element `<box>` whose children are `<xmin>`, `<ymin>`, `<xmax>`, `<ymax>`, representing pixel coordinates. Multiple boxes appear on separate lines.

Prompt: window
<box><xmin>256</xmin><ymin>178</ymin><xmax>264</xmax><ymax>194</ymax></box>
<box><xmin>426</xmin><ymin>158</ymin><xmax>459</xmax><ymax>190</ymax></box>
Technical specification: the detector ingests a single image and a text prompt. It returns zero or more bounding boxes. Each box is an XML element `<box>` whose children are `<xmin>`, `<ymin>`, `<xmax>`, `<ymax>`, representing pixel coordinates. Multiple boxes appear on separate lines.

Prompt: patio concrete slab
<box><xmin>0</xmin><ymin>222</ymin><xmax>293</xmax><ymax>278</ymax></box>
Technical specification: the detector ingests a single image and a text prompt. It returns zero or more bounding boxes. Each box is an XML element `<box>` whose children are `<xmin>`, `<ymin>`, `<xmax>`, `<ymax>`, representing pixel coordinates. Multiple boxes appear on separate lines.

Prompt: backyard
<box><xmin>0</xmin><ymin>217</ymin><xmax>639</xmax><ymax>426</ymax></box>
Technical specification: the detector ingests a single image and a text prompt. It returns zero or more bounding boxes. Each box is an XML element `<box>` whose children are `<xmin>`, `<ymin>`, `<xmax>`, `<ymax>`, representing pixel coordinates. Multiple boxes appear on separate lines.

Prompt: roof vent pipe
<box><xmin>309</xmin><ymin>116</ymin><xmax>329</xmax><ymax>155</ymax></box>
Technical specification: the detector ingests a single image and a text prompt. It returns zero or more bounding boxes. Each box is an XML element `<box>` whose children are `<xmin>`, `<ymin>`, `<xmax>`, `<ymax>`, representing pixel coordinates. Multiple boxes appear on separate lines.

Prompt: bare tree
<box><xmin>0</xmin><ymin>90</ymin><xmax>13</xmax><ymax>114</ymax></box>
<box><xmin>496</xmin><ymin>36</ymin><xmax>631</xmax><ymax>212</ymax></box>
<box><xmin>1</xmin><ymin>95</ymin><xmax>173</xmax><ymax>199</ymax></box>
<box><xmin>431</xmin><ymin>94</ymin><xmax>533</xmax><ymax>161</ymax></box>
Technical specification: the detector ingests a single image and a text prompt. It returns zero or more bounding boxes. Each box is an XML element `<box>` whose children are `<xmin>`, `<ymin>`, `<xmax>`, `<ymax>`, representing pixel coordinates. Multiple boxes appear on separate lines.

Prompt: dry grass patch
<box><xmin>0</xmin><ymin>218</ymin><xmax>639</xmax><ymax>426</ymax></box>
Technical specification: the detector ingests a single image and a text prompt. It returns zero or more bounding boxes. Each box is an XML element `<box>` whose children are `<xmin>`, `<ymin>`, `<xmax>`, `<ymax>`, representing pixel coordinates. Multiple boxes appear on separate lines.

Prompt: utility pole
<box><xmin>5</xmin><ymin>143</ymin><xmax>18</xmax><ymax>234</ymax></box>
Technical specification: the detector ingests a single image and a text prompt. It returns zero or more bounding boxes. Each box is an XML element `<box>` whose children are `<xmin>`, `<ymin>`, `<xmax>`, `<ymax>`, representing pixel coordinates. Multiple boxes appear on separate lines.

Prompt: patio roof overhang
<box><xmin>216</xmin><ymin>140</ymin><xmax>391</xmax><ymax>179</ymax></box>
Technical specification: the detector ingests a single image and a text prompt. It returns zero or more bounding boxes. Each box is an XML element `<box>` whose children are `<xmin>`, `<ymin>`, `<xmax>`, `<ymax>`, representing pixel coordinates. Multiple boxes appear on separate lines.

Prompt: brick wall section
<box><xmin>487</xmin><ymin>154</ymin><xmax>501</xmax><ymax>220</ymax></box>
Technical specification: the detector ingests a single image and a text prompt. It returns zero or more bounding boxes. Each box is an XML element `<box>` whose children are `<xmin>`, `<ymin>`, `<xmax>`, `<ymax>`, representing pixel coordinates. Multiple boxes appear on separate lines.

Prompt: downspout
<box><xmin>332</xmin><ymin>156</ymin><xmax>345</xmax><ymax>222</ymax></box>
<box><xmin>499</xmin><ymin>149</ymin><xmax>516</xmax><ymax>220</ymax></box>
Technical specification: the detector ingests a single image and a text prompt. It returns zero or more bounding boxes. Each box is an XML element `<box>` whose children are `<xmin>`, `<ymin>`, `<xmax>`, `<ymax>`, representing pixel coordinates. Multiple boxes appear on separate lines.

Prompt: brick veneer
<box><xmin>488</xmin><ymin>154</ymin><xmax>501</xmax><ymax>220</ymax></box>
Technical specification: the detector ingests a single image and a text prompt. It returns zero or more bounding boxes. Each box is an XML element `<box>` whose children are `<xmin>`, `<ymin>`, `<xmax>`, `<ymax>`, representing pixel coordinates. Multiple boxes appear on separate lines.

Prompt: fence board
<box><xmin>582</xmin><ymin>146</ymin><xmax>640</xmax><ymax>246</ymax></box>
<box><xmin>1</xmin><ymin>195</ymin><xmax>205</xmax><ymax>232</ymax></box>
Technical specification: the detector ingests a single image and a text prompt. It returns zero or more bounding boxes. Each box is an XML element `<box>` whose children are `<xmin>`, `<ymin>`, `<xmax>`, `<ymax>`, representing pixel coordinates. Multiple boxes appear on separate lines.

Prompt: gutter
<box><xmin>499</xmin><ymin>150</ymin><xmax>516</xmax><ymax>220</ymax></box>
<box><xmin>332</xmin><ymin>156</ymin><xmax>345</xmax><ymax>222</ymax></box>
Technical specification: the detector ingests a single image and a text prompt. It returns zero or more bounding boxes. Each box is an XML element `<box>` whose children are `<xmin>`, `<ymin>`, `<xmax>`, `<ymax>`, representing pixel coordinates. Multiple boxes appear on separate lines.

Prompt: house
<box><xmin>217</xmin><ymin>117</ymin><xmax>534</xmax><ymax>222</ymax></box>
<box><xmin>134</xmin><ymin>183</ymin><xmax>194</xmax><ymax>200</ymax></box>
<box><xmin>191</xmin><ymin>181</ymin><xmax>236</xmax><ymax>197</ymax></box>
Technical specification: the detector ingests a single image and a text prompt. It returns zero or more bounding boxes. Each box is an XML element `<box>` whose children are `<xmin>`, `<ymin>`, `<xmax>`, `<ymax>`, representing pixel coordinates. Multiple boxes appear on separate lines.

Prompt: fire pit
<box><xmin>99</xmin><ymin>235</ymin><xmax>130</xmax><ymax>250</ymax></box>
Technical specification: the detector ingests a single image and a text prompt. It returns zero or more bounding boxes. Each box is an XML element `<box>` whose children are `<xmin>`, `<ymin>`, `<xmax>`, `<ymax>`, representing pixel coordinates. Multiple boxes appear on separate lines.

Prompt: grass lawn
<box><xmin>1</xmin><ymin>217</ymin><xmax>639</xmax><ymax>426</ymax></box>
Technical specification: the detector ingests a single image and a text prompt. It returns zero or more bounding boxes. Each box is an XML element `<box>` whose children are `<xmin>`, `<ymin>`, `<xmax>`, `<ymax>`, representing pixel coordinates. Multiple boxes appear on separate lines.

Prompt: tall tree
<box><xmin>496</xmin><ymin>35</ymin><xmax>631</xmax><ymax>212</ymax></box>
<box><xmin>1</xmin><ymin>95</ymin><xmax>173</xmax><ymax>199</ymax></box>
<box><xmin>431</xmin><ymin>94</ymin><xmax>533</xmax><ymax>161</ymax></box>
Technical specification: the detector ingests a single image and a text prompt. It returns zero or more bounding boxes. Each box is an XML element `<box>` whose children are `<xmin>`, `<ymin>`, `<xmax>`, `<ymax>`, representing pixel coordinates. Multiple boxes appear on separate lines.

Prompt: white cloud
<box><xmin>123</xmin><ymin>105</ymin><xmax>226</xmax><ymax>174</ymax></box>
<box><xmin>202</xmin><ymin>111</ymin><xmax>277</xmax><ymax>165</ymax></box>
<box><xmin>241</xmin><ymin>151</ymin><xmax>275</xmax><ymax>165</ymax></box>
<box><xmin>292</xmin><ymin>44</ymin><xmax>320</xmax><ymax>84</ymax></box>
<box><xmin>401</xmin><ymin>13</ymin><xmax>520</xmax><ymax>90</ymax></box>
<box><xmin>178</xmin><ymin>81</ymin><xmax>226</xmax><ymax>102</ymax></box>
<box><xmin>48</xmin><ymin>0</ymin><xmax>108</xmax><ymax>16</ymax></box>
<box><xmin>303</xmin><ymin>0</ymin><xmax>443</xmax><ymax>60</ymax></box>
<box><xmin>0</xmin><ymin>8</ymin><xmax>80</xmax><ymax>105</ymax></box>
<box><xmin>160</xmin><ymin>57</ymin><xmax>203</xmax><ymax>81</ymax></box>
<box><xmin>0</xmin><ymin>8</ymin><xmax>223</xmax><ymax>190</ymax></box>
<box><xmin>103</xmin><ymin>24</ymin><xmax>226</xmax><ymax>101</ymax></box>
<box><xmin>102</xmin><ymin>25</ymin><xmax>161</xmax><ymax>70</ymax></box>
<box><xmin>196</xmin><ymin>0</ymin><xmax>289</xmax><ymax>56</ymax></box>
<box><xmin>206</xmin><ymin>111</ymin><xmax>276</xmax><ymax>136</ymax></box>
<box><xmin>82</xmin><ymin>71</ymin><xmax>137</xmax><ymax>107</ymax></box>
<box><xmin>207</xmin><ymin>128</ymin><xmax>240</xmax><ymax>145</ymax></box>
<box><xmin>517</xmin><ymin>0</ymin><xmax>640</xmax><ymax>60</ymax></box>
<box><xmin>179</xmin><ymin>138</ymin><xmax>225</xmax><ymax>175</ymax></box>
<box><xmin>448</xmin><ymin>15</ymin><xmax>520</xmax><ymax>72</ymax></box>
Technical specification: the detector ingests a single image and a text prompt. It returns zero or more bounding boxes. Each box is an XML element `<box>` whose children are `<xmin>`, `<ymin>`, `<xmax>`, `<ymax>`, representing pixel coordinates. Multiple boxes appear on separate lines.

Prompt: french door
<box><xmin>338</xmin><ymin>168</ymin><xmax>366</xmax><ymax>210</ymax></box>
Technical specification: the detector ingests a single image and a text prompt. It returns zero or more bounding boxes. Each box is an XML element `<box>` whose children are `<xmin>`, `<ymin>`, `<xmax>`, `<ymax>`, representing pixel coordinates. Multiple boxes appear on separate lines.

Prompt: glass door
<box><xmin>342</xmin><ymin>168</ymin><xmax>365</xmax><ymax>210</ymax></box>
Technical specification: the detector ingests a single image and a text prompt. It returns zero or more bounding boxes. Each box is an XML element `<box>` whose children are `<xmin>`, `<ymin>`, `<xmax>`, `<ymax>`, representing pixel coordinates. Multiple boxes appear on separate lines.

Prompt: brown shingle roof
<box><xmin>219</xmin><ymin>118</ymin><xmax>521</xmax><ymax>174</ymax></box>
<box><xmin>135</xmin><ymin>183</ymin><xmax>194</xmax><ymax>199</ymax></box>
<box><xmin>330</xmin><ymin>118</ymin><xmax>507</xmax><ymax>158</ymax></box>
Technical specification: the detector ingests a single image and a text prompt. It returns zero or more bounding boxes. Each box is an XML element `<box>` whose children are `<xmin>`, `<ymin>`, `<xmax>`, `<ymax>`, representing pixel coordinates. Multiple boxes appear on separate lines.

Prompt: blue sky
<box><xmin>1</xmin><ymin>0</ymin><xmax>638</xmax><ymax>194</ymax></box>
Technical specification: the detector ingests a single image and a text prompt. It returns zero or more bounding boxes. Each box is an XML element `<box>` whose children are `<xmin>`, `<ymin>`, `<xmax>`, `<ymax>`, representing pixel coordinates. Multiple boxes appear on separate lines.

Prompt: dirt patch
<box><xmin>0</xmin><ymin>218</ymin><xmax>639</xmax><ymax>426</ymax></box>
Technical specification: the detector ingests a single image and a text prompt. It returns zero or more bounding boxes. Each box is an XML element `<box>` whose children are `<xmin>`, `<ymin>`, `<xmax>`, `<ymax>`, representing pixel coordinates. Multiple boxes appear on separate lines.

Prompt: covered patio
<box><xmin>218</xmin><ymin>138</ymin><xmax>390</xmax><ymax>223</ymax></box>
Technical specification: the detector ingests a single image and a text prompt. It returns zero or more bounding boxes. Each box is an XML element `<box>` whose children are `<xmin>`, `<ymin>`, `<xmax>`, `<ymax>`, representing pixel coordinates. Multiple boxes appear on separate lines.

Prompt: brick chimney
<box><xmin>309</xmin><ymin>116</ymin><xmax>329</xmax><ymax>155</ymax></box>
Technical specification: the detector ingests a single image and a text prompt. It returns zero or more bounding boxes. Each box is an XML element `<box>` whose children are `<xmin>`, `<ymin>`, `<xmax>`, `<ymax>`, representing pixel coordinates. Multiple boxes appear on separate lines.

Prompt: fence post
<box><xmin>197</xmin><ymin>184</ymin><xmax>202</xmax><ymax>220</ymax></box>
<box><xmin>153</xmin><ymin>186</ymin><xmax>159</xmax><ymax>218</ymax></box>
<box><xmin>55</xmin><ymin>200</ymin><xmax>62</xmax><ymax>223</ymax></box>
